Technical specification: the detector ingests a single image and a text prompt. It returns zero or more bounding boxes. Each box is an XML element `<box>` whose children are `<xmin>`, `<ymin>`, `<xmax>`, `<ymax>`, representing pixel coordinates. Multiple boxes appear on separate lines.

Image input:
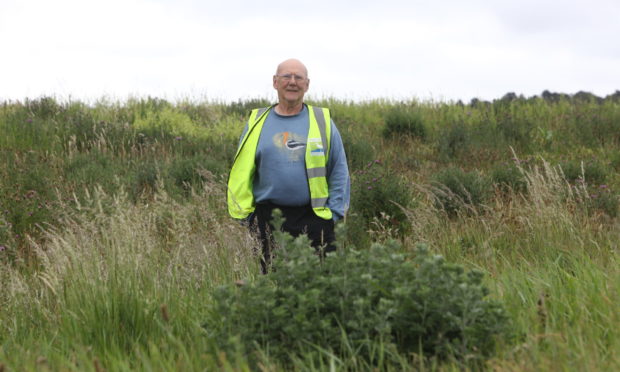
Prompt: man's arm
<box><xmin>326</xmin><ymin>120</ymin><xmax>350</xmax><ymax>221</ymax></box>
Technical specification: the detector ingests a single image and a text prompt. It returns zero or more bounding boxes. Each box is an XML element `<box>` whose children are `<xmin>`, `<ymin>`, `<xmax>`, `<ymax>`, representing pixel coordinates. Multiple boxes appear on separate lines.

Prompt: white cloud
<box><xmin>1</xmin><ymin>0</ymin><xmax>618</xmax><ymax>102</ymax></box>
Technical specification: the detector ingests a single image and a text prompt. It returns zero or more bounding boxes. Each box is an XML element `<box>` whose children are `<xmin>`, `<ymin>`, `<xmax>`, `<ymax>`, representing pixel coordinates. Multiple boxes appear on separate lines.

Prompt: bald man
<box><xmin>227</xmin><ymin>59</ymin><xmax>350</xmax><ymax>273</ymax></box>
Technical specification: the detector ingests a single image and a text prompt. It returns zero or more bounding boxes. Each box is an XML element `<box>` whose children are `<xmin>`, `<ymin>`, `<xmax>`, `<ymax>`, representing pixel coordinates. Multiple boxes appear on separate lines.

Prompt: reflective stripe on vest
<box><xmin>227</xmin><ymin>105</ymin><xmax>332</xmax><ymax>220</ymax></box>
<box><xmin>306</xmin><ymin>106</ymin><xmax>332</xmax><ymax>219</ymax></box>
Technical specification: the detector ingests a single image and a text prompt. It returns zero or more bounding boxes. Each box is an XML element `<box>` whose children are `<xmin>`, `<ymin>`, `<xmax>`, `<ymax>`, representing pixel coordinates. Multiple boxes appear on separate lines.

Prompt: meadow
<box><xmin>0</xmin><ymin>92</ymin><xmax>618</xmax><ymax>371</ymax></box>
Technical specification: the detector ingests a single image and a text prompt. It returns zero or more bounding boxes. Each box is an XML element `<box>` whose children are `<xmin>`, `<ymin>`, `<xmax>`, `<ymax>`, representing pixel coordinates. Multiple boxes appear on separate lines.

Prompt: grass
<box><xmin>1</xmin><ymin>94</ymin><xmax>619</xmax><ymax>371</ymax></box>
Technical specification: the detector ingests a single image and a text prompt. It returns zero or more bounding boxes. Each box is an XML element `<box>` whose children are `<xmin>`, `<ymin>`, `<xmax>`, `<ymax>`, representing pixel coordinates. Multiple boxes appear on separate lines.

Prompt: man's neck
<box><xmin>275</xmin><ymin>102</ymin><xmax>304</xmax><ymax>116</ymax></box>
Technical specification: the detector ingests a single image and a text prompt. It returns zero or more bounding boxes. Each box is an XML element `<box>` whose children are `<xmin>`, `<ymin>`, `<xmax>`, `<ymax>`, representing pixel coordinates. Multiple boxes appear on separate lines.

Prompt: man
<box><xmin>227</xmin><ymin>58</ymin><xmax>350</xmax><ymax>273</ymax></box>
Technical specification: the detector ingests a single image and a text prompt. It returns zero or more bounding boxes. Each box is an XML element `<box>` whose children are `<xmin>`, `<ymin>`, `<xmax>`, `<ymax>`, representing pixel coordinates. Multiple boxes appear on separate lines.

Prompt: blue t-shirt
<box><xmin>239</xmin><ymin>105</ymin><xmax>350</xmax><ymax>220</ymax></box>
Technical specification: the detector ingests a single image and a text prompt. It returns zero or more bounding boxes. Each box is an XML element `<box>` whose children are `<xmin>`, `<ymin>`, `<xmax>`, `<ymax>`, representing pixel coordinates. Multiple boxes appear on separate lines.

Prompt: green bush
<box><xmin>571</xmin><ymin>106</ymin><xmax>620</xmax><ymax>147</ymax></box>
<box><xmin>437</xmin><ymin>121</ymin><xmax>469</xmax><ymax>160</ymax></box>
<box><xmin>491</xmin><ymin>161</ymin><xmax>527</xmax><ymax>194</ymax></box>
<box><xmin>350</xmin><ymin>160</ymin><xmax>411</xmax><ymax>234</ymax></box>
<box><xmin>224</xmin><ymin>98</ymin><xmax>273</xmax><ymax>117</ymax></box>
<box><xmin>431</xmin><ymin>167</ymin><xmax>491</xmax><ymax>216</ymax></box>
<box><xmin>496</xmin><ymin>114</ymin><xmax>534</xmax><ymax>151</ymax></box>
<box><xmin>205</xmin><ymin>220</ymin><xmax>512</xmax><ymax>367</ymax></box>
<box><xmin>166</xmin><ymin>155</ymin><xmax>224</xmax><ymax>195</ymax></box>
<box><xmin>0</xmin><ymin>151</ymin><xmax>59</xmax><ymax>241</ymax></box>
<box><xmin>559</xmin><ymin>159</ymin><xmax>608</xmax><ymax>185</ymax></box>
<box><xmin>25</xmin><ymin>96</ymin><xmax>62</xmax><ymax>119</ymax></box>
<box><xmin>341</xmin><ymin>132</ymin><xmax>376</xmax><ymax>171</ymax></box>
<box><xmin>382</xmin><ymin>105</ymin><xmax>427</xmax><ymax>140</ymax></box>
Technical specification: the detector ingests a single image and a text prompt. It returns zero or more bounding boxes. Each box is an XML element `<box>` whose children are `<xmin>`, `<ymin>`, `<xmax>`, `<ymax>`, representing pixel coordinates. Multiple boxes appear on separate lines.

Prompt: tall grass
<box><xmin>0</xmin><ymin>182</ymin><xmax>258</xmax><ymax>370</ymax></box>
<box><xmin>1</xmin><ymin>94</ymin><xmax>619</xmax><ymax>370</ymax></box>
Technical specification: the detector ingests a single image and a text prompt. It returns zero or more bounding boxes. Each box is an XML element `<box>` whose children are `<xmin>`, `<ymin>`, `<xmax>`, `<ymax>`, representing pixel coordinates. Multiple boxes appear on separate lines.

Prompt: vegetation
<box><xmin>1</xmin><ymin>92</ymin><xmax>619</xmax><ymax>371</ymax></box>
<box><xmin>208</xmin><ymin>216</ymin><xmax>512</xmax><ymax>369</ymax></box>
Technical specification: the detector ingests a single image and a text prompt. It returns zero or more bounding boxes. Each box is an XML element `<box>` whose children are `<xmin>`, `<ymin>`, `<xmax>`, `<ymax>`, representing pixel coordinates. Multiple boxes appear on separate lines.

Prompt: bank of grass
<box><xmin>1</xmin><ymin>94</ymin><xmax>619</xmax><ymax>370</ymax></box>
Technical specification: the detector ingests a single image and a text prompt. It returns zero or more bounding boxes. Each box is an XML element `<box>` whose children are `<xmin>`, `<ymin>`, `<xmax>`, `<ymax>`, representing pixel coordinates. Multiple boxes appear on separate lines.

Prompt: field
<box><xmin>0</xmin><ymin>93</ymin><xmax>619</xmax><ymax>371</ymax></box>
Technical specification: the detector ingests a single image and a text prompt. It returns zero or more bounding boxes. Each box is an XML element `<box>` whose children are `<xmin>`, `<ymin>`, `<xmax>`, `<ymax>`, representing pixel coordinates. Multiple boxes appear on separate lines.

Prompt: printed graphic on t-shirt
<box><xmin>273</xmin><ymin>132</ymin><xmax>306</xmax><ymax>161</ymax></box>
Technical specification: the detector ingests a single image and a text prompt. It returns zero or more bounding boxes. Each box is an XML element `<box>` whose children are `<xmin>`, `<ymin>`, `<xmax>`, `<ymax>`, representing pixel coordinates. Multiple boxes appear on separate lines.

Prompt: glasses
<box><xmin>275</xmin><ymin>74</ymin><xmax>307</xmax><ymax>82</ymax></box>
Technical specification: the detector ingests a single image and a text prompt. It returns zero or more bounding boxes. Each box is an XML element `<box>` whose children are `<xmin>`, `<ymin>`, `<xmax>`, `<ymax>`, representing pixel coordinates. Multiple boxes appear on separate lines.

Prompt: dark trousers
<box><xmin>249</xmin><ymin>202</ymin><xmax>336</xmax><ymax>274</ymax></box>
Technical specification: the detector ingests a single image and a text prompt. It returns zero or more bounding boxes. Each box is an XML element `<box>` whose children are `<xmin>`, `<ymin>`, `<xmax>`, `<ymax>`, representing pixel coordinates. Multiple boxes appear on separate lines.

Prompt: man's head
<box><xmin>273</xmin><ymin>58</ymin><xmax>310</xmax><ymax>107</ymax></box>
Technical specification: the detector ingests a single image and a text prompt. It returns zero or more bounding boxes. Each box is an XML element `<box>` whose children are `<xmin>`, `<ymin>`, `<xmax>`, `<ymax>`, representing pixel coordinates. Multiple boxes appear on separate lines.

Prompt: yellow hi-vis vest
<box><xmin>227</xmin><ymin>105</ymin><xmax>332</xmax><ymax>220</ymax></box>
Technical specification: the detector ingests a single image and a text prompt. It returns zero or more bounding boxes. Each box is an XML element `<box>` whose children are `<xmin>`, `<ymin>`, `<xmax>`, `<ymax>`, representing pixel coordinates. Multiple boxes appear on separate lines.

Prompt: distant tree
<box><xmin>572</xmin><ymin>91</ymin><xmax>602</xmax><ymax>104</ymax></box>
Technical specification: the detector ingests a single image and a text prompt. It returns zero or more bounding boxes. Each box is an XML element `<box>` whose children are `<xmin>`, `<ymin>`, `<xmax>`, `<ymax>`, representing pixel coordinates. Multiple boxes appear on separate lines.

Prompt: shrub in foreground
<box><xmin>205</xmin><ymin>217</ymin><xmax>512</xmax><ymax>367</ymax></box>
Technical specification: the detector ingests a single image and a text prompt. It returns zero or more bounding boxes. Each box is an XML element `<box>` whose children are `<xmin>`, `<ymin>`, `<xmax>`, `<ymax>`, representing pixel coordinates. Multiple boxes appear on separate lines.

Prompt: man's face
<box><xmin>273</xmin><ymin>61</ymin><xmax>309</xmax><ymax>105</ymax></box>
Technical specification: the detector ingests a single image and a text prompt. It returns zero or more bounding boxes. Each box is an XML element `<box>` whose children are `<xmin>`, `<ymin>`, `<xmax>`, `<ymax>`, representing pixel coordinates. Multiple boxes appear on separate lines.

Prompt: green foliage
<box><xmin>58</xmin><ymin>269</ymin><xmax>164</xmax><ymax>353</ymax></box>
<box><xmin>0</xmin><ymin>214</ymin><xmax>16</xmax><ymax>264</ymax></box>
<box><xmin>611</xmin><ymin>151</ymin><xmax>620</xmax><ymax>171</ymax></box>
<box><xmin>491</xmin><ymin>161</ymin><xmax>528</xmax><ymax>194</ymax></box>
<box><xmin>63</xmin><ymin>152</ymin><xmax>124</xmax><ymax>193</ymax></box>
<box><xmin>224</xmin><ymin>98</ymin><xmax>273</xmax><ymax>117</ymax></box>
<box><xmin>431</xmin><ymin>167</ymin><xmax>492</xmax><ymax>216</ymax></box>
<box><xmin>341</xmin><ymin>132</ymin><xmax>376</xmax><ymax>171</ymax></box>
<box><xmin>25</xmin><ymin>96</ymin><xmax>63</xmax><ymax>119</ymax></box>
<box><xmin>0</xmin><ymin>151</ymin><xmax>58</xmax><ymax>243</ymax></box>
<box><xmin>206</xmin><ymin>222</ymin><xmax>512</xmax><ymax>367</ymax></box>
<box><xmin>133</xmin><ymin>106</ymin><xmax>207</xmax><ymax>140</ymax></box>
<box><xmin>165</xmin><ymin>155</ymin><xmax>225</xmax><ymax>195</ymax></box>
<box><xmin>571</xmin><ymin>104</ymin><xmax>620</xmax><ymax>147</ymax></box>
<box><xmin>349</xmin><ymin>160</ymin><xmax>411</xmax><ymax>239</ymax></box>
<box><xmin>559</xmin><ymin>159</ymin><xmax>608</xmax><ymax>185</ymax></box>
<box><xmin>495</xmin><ymin>111</ymin><xmax>535</xmax><ymax>151</ymax></box>
<box><xmin>1</xmin><ymin>95</ymin><xmax>620</xmax><ymax>371</ymax></box>
<box><xmin>130</xmin><ymin>162</ymin><xmax>160</xmax><ymax>201</ymax></box>
<box><xmin>437</xmin><ymin>120</ymin><xmax>469</xmax><ymax>160</ymax></box>
<box><xmin>587</xmin><ymin>186</ymin><xmax>619</xmax><ymax>218</ymax></box>
<box><xmin>382</xmin><ymin>105</ymin><xmax>427</xmax><ymax>140</ymax></box>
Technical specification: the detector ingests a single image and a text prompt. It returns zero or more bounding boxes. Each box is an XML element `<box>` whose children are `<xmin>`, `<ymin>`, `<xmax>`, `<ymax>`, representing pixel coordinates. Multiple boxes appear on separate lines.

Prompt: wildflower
<box><xmin>367</xmin><ymin>186</ymin><xmax>373</xmax><ymax>190</ymax></box>
<box><xmin>175</xmin><ymin>136</ymin><xmax>183</xmax><ymax>140</ymax></box>
<box><xmin>599</xmin><ymin>184</ymin><xmax>608</xmax><ymax>189</ymax></box>
<box><xmin>0</xmin><ymin>245</ymin><xmax>6</xmax><ymax>252</ymax></box>
<box><xmin>26</xmin><ymin>118</ymin><xmax>33</xmax><ymax>123</ymax></box>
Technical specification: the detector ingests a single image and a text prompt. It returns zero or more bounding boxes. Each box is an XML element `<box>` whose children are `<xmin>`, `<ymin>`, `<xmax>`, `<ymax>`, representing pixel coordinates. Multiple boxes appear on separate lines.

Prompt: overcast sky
<box><xmin>1</xmin><ymin>0</ymin><xmax>618</xmax><ymax>103</ymax></box>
